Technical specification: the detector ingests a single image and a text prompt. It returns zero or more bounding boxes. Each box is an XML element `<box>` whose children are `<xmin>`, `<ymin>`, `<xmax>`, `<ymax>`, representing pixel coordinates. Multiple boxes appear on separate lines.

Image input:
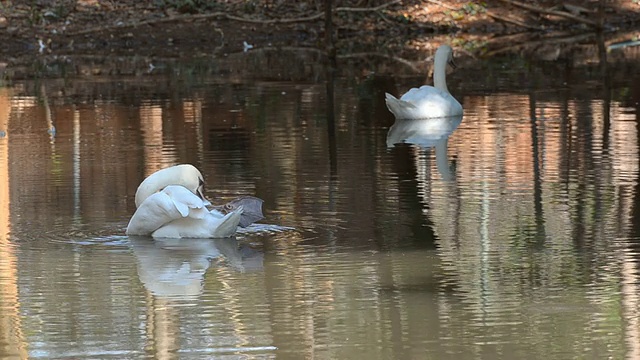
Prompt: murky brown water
<box><xmin>1</xmin><ymin>46</ymin><xmax>639</xmax><ymax>359</ymax></box>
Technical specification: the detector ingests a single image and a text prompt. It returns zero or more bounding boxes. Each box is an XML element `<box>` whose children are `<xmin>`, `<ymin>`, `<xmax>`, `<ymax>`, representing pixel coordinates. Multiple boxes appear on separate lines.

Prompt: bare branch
<box><xmin>335</xmin><ymin>0</ymin><xmax>401</xmax><ymax>12</ymax></box>
<box><xmin>486</xmin><ymin>10</ymin><xmax>543</xmax><ymax>30</ymax></box>
<box><xmin>497</xmin><ymin>0</ymin><xmax>600</xmax><ymax>27</ymax></box>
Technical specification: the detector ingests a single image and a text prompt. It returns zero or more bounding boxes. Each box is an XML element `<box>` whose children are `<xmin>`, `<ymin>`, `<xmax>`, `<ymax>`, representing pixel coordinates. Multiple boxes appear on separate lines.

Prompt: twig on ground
<box><xmin>497</xmin><ymin>0</ymin><xmax>600</xmax><ymax>27</ymax></box>
<box><xmin>376</xmin><ymin>11</ymin><xmax>395</xmax><ymax>25</ymax></box>
<box><xmin>486</xmin><ymin>10</ymin><xmax>543</xmax><ymax>30</ymax></box>
<box><xmin>484</xmin><ymin>31</ymin><xmax>596</xmax><ymax>56</ymax></box>
<box><xmin>335</xmin><ymin>0</ymin><xmax>400</xmax><ymax>12</ymax></box>
<box><xmin>224</xmin><ymin>12</ymin><xmax>324</xmax><ymax>24</ymax></box>
<box><xmin>425</xmin><ymin>0</ymin><xmax>458</xmax><ymax>12</ymax></box>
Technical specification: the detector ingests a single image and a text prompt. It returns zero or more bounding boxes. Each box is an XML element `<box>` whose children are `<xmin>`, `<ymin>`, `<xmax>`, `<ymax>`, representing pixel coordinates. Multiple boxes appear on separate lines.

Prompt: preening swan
<box><xmin>385</xmin><ymin>45</ymin><xmax>463</xmax><ymax>119</ymax></box>
<box><xmin>126</xmin><ymin>164</ymin><xmax>264</xmax><ymax>239</ymax></box>
<box><xmin>134</xmin><ymin>164</ymin><xmax>207</xmax><ymax>208</ymax></box>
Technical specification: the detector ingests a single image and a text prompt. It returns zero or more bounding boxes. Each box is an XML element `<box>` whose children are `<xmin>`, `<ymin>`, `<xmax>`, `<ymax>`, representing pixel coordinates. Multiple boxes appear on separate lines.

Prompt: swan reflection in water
<box><xmin>130</xmin><ymin>236</ymin><xmax>263</xmax><ymax>299</ymax></box>
<box><xmin>386</xmin><ymin>114</ymin><xmax>463</xmax><ymax>180</ymax></box>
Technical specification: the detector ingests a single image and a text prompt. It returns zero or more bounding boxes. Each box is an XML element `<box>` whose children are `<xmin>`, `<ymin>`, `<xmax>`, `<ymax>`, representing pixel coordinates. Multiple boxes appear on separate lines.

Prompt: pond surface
<box><xmin>0</xmin><ymin>46</ymin><xmax>639</xmax><ymax>359</ymax></box>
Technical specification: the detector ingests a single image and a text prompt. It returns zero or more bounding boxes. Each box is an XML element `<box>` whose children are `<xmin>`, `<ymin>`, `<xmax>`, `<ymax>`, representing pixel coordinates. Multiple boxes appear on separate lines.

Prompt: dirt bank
<box><xmin>0</xmin><ymin>1</ymin><xmax>638</xmax><ymax>70</ymax></box>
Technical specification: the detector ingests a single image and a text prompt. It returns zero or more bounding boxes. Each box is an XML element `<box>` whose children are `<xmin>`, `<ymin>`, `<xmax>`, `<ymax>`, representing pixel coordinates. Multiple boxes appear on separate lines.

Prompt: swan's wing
<box><xmin>126</xmin><ymin>185</ymin><xmax>207</xmax><ymax>236</ymax></box>
<box><xmin>163</xmin><ymin>185</ymin><xmax>206</xmax><ymax>219</ymax></box>
<box><xmin>398</xmin><ymin>86</ymin><xmax>438</xmax><ymax>102</ymax></box>
<box><xmin>210</xmin><ymin>207</ymin><xmax>244</xmax><ymax>238</ymax></box>
<box><xmin>388</xmin><ymin>86</ymin><xmax>462</xmax><ymax>119</ymax></box>
<box><xmin>385</xmin><ymin>93</ymin><xmax>418</xmax><ymax>120</ymax></box>
<box><xmin>386</xmin><ymin>92</ymin><xmax>417</xmax><ymax>108</ymax></box>
<box><xmin>170</xmin><ymin>195</ymin><xmax>192</xmax><ymax>217</ymax></box>
<box><xmin>406</xmin><ymin>86</ymin><xmax>463</xmax><ymax>116</ymax></box>
<box><xmin>151</xmin><ymin>206</ymin><xmax>244</xmax><ymax>239</ymax></box>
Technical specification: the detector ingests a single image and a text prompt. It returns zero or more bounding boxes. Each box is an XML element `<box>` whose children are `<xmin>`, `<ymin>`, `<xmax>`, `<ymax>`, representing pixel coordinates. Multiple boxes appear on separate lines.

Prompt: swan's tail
<box><xmin>385</xmin><ymin>93</ymin><xmax>418</xmax><ymax>119</ymax></box>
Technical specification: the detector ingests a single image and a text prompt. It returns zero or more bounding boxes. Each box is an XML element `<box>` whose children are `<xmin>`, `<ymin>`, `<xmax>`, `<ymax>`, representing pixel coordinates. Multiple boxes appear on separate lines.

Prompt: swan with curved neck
<box><xmin>385</xmin><ymin>45</ymin><xmax>463</xmax><ymax>119</ymax></box>
<box><xmin>127</xmin><ymin>164</ymin><xmax>263</xmax><ymax>238</ymax></box>
<box><xmin>134</xmin><ymin>164</ymin><xmax>207</xmax><ymax>208</ymax></box>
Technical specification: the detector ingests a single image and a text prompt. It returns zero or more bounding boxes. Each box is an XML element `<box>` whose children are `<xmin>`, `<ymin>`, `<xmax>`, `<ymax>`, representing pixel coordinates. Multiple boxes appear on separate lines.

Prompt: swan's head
<box><xmin>134</xmin><ymin>164</ymin><xmax>209</xmax><ymax>207</ymax></box>
<box><xmin>435</xmin><ymin>45</ymin><xmax>456</xmax><ymax>69</ymax></box>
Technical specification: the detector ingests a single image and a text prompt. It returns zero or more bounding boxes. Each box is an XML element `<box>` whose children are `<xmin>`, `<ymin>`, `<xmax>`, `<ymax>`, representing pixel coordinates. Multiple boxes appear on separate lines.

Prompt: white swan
<box><xmin>385</xmin><ymin>45</ymin><xmax>463</xmax><ymax>119</ymax></box>
<box><xmin>126</xmin><ymin>164</ymin><xmax>245</xmax><ymax>238</ymax></box>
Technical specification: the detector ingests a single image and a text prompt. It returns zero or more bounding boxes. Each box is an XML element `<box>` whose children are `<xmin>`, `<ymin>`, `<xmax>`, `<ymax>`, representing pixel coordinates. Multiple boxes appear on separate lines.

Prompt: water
<box><xmin>0</xmin><ymin>47</ymin><xmax>639</xmax><ymax>359</ymax></box>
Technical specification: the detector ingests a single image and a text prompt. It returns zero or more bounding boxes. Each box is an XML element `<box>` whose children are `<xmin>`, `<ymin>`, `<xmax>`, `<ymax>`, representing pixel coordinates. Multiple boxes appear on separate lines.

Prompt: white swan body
<box><xmin>126</xmin><ymin>165</ymin><xmax>244</xmax><ymax>239</ymax></box>
<box><xmin>385</xmin><ymin>45</ymin><xmax>463</xmax><ymax>119</ymax></box>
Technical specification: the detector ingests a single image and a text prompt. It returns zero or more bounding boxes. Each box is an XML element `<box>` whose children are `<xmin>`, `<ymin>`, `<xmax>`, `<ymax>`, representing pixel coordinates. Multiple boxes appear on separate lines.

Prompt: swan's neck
<box><xmin>433</xmin><ymin>52</ymin><xmax>449</xmax><ymax>93</ymax></box>
<box><xmin>435</xmin><ymin>139</ymin><xmax>453</xmax><ymax>181</ymax></box>
<box><xmin>135</xmin><ymin>165</ymin><xmax>203</xmax><ymax>207</ymax></box>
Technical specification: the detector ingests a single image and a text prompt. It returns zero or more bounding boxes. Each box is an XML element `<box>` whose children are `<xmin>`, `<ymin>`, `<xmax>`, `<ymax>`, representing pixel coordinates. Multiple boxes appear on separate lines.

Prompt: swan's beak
<box><xmin>448</xmin><ymin>59</ymin><xmax>457</xmax><ymax>69</ymax></box>
<box><xmin>196</xmin><ymin>178</ymin><xmax>211</xmax><ymax>206</ymax></box>
<box><xmin>196</xmin><ymin>188</ymin><xmax>211</xmax><ymax>206</ymax></box>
